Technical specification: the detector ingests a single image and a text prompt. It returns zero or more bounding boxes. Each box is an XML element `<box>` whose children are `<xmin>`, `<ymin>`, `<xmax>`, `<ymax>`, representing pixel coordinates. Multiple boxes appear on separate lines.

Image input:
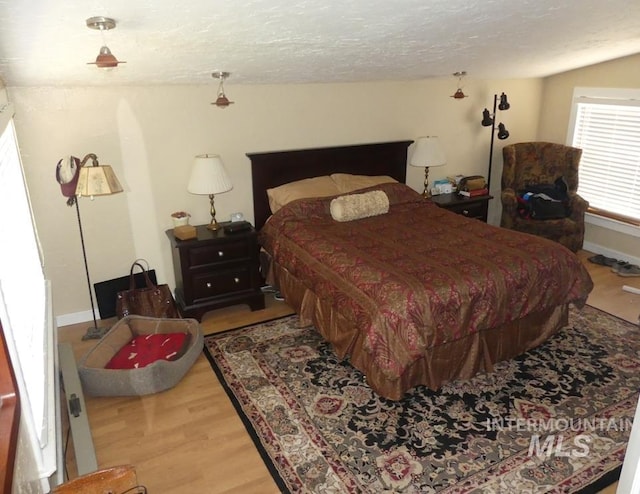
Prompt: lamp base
<box><xmin>422</xmin><ymin>167</ymin><xmax>432</xmax><ymax>199</ymax></box>
<box><xmin>207</xmin><ymin>194</ymin><xmax>220</xmax><ymax>231</ymax></box>
<box><xmin>82</xmin><ymin>326</ymin><xmax>110</xmax><ymax>340</ymax></box>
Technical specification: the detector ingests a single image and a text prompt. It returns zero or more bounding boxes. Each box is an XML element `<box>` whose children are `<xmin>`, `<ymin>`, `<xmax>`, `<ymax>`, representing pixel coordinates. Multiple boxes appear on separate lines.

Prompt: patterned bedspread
<box><xmin>260</xmin><ymin>182</ymin><xmax>593</xmax><ymax>382</ymax></box>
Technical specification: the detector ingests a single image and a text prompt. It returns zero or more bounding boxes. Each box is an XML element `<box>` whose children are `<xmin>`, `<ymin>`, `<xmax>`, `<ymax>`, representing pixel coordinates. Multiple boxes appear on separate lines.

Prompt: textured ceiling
<box><xmin>1</xmin><ymin>0</ymin><xmax>639</xmax><ymax>87</ymax></box>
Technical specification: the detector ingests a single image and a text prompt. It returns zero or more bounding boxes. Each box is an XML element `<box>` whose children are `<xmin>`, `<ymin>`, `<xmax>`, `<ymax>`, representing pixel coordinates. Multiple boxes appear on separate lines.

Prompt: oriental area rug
<box><xmin>203</xmin><ymin>305</ymin><xmax>639</xmax><ymax>493</ymax></box>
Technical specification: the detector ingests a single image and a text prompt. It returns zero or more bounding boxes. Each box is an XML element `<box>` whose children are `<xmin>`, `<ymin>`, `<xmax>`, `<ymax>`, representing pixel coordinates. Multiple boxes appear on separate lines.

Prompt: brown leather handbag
<box><xmin>115</xmin><ymin>261</ymin><xmax>181</xmax><ymax>319</ymax></box>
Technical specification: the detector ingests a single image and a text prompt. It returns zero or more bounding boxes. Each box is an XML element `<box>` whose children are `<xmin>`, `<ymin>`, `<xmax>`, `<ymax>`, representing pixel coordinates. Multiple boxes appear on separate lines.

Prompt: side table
<box><xmin>166</xmin><ymin>224</ymin><xmax>265</xmax><ymax>321</ymax></box>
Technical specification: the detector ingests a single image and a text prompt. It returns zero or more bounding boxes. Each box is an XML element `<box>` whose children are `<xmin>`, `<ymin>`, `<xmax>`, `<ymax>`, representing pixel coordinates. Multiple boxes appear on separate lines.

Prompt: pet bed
<box><xmin>78</xmin><ymin>315</ymin><xmax>204</xmax><ymax>396</ymax></box>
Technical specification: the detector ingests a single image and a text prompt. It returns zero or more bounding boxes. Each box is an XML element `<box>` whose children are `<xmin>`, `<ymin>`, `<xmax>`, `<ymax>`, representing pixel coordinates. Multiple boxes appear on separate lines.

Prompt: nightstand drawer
<box><xmin>188</xmin><ymin>240</ymin><xmax>250</xmax><ymax>267</ymax></box>
<box><xmin>445</xmin><ymin>201</ymin><xmax>487</xmax><ymax>219</ymax></box>
<box><xmin>430</xmin><ymin>193</ymin><xmax>492</xmax><ymax>222</ymax></box>
<box><xmin>191</xmin><ymin>266</ymin><xmax>252</xmax><ymax>301</ymax></box>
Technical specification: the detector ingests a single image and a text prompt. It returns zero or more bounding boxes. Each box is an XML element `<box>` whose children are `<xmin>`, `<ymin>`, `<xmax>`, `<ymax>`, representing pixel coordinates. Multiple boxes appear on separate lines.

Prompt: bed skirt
<box><xmin>268</xmin><ymin>261</ymin><xmax>569</xmax><ymax>401</ymax></box>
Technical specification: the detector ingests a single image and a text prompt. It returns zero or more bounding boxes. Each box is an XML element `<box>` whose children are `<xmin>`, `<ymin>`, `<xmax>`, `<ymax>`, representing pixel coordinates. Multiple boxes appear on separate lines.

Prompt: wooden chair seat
<box><xmin>52</xmin><ymin>465</ymin><xmax>144</xmax><ymax>494</ymax></box>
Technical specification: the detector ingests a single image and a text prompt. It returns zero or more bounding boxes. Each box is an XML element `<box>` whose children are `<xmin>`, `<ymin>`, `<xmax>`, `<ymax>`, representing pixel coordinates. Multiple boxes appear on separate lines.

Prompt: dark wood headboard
<box><xmin>247</xmin><ymin>140</ymin><xmax>412</xmax><ymax>230</ymax></box>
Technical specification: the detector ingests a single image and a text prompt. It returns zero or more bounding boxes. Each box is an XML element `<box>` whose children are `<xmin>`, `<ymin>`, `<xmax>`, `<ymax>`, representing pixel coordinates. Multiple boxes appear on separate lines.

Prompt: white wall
<box><xmin>9</xmin><ymin>78</ymin><xmax>542</xmax><ymax>320</ymax></box>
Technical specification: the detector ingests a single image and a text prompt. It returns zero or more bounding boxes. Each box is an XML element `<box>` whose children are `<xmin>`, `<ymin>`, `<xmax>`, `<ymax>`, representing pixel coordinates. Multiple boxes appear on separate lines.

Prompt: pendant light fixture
<box><xmin>211</xmin><ymin>71</ymin><xmax>234</xmax><ymax>108</ymax></box>
<box><xmin>86</xmin><ymin>16</ymin><xmax>126</xmax><ymax>68</ymax></box>
<box><xmin>450</xmin><ymin>71</ymin><xmax>468</xmax><ymax>99</ymax></box>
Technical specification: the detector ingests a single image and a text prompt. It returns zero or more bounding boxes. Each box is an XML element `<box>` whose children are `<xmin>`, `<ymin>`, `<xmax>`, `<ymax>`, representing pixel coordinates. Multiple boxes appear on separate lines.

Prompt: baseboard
<box><xmin>583</xmin><ymin>241</ymin><xmax>640</xmax><ymax>266</ymax></box>
<box><xmin>55</xmin><ymin>310</ymin><xmax>96</xmax><ymax>328</ymax></box>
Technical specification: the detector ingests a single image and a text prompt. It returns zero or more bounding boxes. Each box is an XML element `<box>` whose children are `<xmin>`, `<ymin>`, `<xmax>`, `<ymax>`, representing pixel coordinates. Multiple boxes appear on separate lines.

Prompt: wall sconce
<box><xmin>85</xmin><ymin>16</ymin><xmax>126</xmax><ymax>68</ymax></box>
<box><xmin>211</xmin><ymin>72</ymin><xmax>234</xmax><ymax>108</ymax></box>
<box><xmin>481</xmin><ymin>92</ymin><xmax>511</xmax><ymax>190</ymax></box>
<box><xmin>187</xmin><ymin>154</ymin><xmax>233</xmax><ymax>230</ymax></box>
<box><xmin>409</xmin><ymin>136</ymin><xmax>447</xmax><ymax>198</ymax></box>
<box><xmin>450</xmin><ymin>71</ymin><xmax>468</xmax><ymax>99</ymax></box>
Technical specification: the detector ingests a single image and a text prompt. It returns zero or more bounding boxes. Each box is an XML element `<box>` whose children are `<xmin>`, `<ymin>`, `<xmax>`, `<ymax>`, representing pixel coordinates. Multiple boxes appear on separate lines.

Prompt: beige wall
<box><xmin>9</xmin><ymin>78</ymin><xmax>541</xmax><ymax>319</ymax></box>
<box><xmin>538</xmin><ymin>53</ymin><xmax>640</xmax><ymax>259</ymax></box>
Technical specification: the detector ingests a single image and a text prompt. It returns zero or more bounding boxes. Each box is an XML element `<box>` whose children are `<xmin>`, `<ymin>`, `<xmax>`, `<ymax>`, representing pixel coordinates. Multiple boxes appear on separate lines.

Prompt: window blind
<box><xmin>0</xmin><ymin>118</ymin><xmax>57</xmax><ymax>484</ymax></box>
<box><xmin>571</xmin><ymin>99</ymin><xmax>640</xmax><ymax>224</ymax></box>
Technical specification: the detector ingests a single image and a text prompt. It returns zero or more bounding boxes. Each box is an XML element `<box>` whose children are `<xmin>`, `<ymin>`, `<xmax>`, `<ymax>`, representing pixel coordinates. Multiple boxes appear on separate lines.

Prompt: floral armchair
<box><xmin>501</xmin><ymin>142</ymin><xmax>588</xmax><ymax>252</ymax></box>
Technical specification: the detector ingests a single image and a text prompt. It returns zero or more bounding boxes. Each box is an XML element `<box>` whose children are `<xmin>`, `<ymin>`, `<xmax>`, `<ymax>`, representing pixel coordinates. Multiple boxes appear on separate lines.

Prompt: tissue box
<box><xmin>433</xmin><ymin>179</ymin><xmax>453</xmax><ymax>195</ymax></box>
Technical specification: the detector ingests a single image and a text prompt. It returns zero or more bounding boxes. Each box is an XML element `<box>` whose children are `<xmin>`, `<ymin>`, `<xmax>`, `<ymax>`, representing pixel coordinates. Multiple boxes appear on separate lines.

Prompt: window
<box><xmin>0</xmin><ymin>108</ymin><xmax>57</xmax><ymax>484</ymax></box>
<box><xmin>567</xmin><ymin>87</ymin><xmax>640</xmax><ymax>229</ymax></box>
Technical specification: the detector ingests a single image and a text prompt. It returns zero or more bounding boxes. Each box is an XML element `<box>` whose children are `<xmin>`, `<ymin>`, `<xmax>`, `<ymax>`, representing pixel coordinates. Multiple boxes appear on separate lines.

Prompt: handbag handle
<box><xmin>132</xmin><ymin>258</ymin><xmax>150</xmax><ymax>271</ymax></box>
<box><xmin>128</xmin><ymin>261</ymin><xmax>156</xmax><ymax>290</ymax></box>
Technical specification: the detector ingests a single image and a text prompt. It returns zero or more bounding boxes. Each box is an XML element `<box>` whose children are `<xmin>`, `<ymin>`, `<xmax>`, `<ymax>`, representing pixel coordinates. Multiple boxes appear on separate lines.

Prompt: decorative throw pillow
<box><xmin>330</xmin><ymin>173</ymin><xmax>398</xmax><ymax>193</ymax></box>
<box><xmin>105</xmin><ymin>333</ymin><xmax>190</xmax><ymax>370</ymax></box>
<box><xmin>330</xmin><ymin>190</ymin><xmax>390</xmax><ymax>222</ymax></box>
<box><xmin>266</xmin><ymin>176</ymin><xmax>341</xmax><ymax>213</ymax></box>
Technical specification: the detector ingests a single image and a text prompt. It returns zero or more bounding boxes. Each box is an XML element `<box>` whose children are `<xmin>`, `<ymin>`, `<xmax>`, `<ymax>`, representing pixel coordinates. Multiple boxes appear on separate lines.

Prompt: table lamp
<box><xmin>409</xmin><ymin>136</ymin><xmax>447</xmax><ymax>198</ymax></box>
<box><xmin>187</xmin><ymin>154</ymin><xmax>233</xmax><ymax>230</ymax></box>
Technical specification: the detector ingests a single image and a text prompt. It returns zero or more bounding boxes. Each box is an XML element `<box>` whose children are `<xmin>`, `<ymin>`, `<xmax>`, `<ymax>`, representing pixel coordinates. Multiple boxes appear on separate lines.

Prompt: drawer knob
<box><xmin>206</xmin><ymin>282</ymin><xmax>212</xmax><ymax>288</ymax></box>
<box><xmin>218</xmin><ymin>251</ymin><xmax>224</xmax><ymax>257</ymax></box>
<box><xmin>234</xmin><ymin>277</ymin><xmax>240</xmax><ymax>283</ymax></box>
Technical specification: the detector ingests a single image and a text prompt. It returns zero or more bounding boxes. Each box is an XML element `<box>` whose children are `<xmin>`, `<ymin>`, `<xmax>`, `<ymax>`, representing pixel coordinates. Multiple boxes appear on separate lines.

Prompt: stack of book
<box><xmin>458</xmin><ymin>187</ymin><xmax>489</xmax><ymax>197</ymax></box>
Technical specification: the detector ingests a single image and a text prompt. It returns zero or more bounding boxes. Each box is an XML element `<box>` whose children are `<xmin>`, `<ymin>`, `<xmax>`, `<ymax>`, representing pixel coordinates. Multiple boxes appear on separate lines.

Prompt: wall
<box><xmin>8</xmin><ymin>78</ymin><xmax>541</xmax><ymax>321</ymax></box>
<box><xmin>538</xmin><ymin>53</ymin><xmax>640</xmax><ymax>259</ymax></box>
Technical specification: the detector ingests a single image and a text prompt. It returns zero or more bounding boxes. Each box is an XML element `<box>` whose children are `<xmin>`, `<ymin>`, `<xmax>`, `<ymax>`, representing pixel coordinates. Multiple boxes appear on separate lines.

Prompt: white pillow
<box><xmin>330</xmin><ymin>190</ymin><xmax>390</xmax><ymax>222</ymax></box>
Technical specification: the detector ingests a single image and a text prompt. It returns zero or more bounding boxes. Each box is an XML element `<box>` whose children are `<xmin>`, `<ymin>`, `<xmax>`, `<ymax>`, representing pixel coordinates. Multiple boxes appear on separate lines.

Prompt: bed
<box><xmin>248</xmin><ymin>141</ymin><xmax>594</xmax><ymax>401</ymax></box>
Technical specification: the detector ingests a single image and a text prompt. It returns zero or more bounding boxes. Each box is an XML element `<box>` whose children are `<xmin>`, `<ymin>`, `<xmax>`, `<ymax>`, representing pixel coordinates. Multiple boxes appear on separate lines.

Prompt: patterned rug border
<box><xmin>203</xmin><ymin>306</ymin><xmax>634</xmax><ymax>493</ymax></box>
<box><xmin>203</xmin><ymin>314</ymin><xmax>293</xmax><ymax>493</ymax></box>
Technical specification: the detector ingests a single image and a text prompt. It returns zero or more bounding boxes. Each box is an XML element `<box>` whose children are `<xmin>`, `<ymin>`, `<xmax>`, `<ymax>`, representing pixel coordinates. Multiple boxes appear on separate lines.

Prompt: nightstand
<box><xmin>166</xmin><ymin>224</ymin><xmax>265</xmax><ymax>321</ymax></box>
<box><xmin>430</xmin><ymin>192</ymin><xmax>493</xmax><ymax>222</ymax></box>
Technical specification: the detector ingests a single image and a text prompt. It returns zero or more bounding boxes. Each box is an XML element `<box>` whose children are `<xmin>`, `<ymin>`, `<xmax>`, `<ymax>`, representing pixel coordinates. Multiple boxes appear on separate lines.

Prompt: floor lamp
<box><xmin>481</xmin><ymin>92</ymin><xmax>510</xmax><ymax>191</ymax></box>
<box><xmin>73</xmin><ymin>153</ymin><xmax>123</xmax><ymax>340</ymax></box>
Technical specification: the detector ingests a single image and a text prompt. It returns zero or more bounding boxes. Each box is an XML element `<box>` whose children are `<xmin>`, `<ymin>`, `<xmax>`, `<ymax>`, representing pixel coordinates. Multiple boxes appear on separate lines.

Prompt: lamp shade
<box><xmin>187</xmin><ymin>154</ymin><xmax>233</xmax><ymax>195</ymax></box>
<box><xmin>409</xmin><ymin>136</ymin><xmax>446</xmax><ymax>168</ymax></box>
<box><xmin>75</xmin><ymin>164</ymin><xmax>123</xmax><ymax>197</ymax></box>
<box><xmin>93</xmin><ymin>46</ymin><xmax>119</xmax><ymax>68</ymax></box>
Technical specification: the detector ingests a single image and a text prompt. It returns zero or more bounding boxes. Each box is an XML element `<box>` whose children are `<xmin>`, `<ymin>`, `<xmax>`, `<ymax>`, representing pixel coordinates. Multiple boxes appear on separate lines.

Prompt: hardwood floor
<box><xmin>57</xmin><ymin>295</ymin><xmax>293</xmax><ymax>493</ymax></box>
<box><xmin>576</xmin><ymin>250</ymin><xmax>640</xmax><ymax>326</ymax></box>
<box><xmin>56</xmin><ymin>250</ymin><xmax>639</xmax><ymax>492</ymax></box>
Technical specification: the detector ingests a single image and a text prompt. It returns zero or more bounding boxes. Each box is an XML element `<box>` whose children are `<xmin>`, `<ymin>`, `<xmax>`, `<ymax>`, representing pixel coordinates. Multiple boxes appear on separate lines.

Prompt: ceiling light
<box><xmin>86</xmin><ymin>16</ymin><xmax>126</xmax><ymax>68</ymax></box>
<box><xmin>450</xmin><ymin>71</ymin><xmax>468</xmax><ymax>99</ymax></box>
<box><xmin>211</xmin><ymin>72</ymin><xmax>234</xmax><ymax>108</ymax></box>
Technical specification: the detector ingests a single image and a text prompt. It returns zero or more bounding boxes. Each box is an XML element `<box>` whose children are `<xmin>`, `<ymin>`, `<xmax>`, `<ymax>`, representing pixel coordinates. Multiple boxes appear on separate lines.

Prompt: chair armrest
<box><xmin>501</xmin><ymin>189</ymin><xmax>519</xmax><ymax>216</ymax></box>
<box><xmin>568</xmin><ymin>194</ymin><xmax>589</xmax><ymax>220</ymax></box>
